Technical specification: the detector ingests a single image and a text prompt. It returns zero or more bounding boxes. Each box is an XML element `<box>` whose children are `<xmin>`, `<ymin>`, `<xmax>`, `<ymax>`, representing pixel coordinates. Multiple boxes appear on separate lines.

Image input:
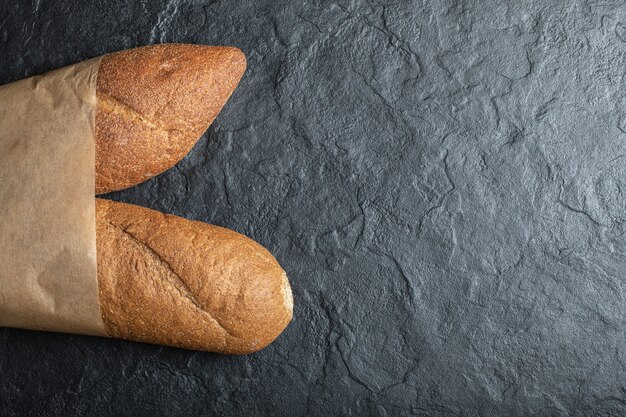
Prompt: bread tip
<box><xmin>281</xmin><ymin>271</ymin><xmax>294</xmax><ymax>316</ymax></box>
<box><xmin>224</xmin><ymin>46</ymin><xmax>247</xmax><ymax>77</ymax></box>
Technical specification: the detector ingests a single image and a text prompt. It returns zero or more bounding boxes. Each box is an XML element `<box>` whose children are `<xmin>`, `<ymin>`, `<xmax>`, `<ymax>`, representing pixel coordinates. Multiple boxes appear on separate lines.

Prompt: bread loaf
<box><xmin>95</xmin><ymin>44</ymin><xmax>246</xmax><ymax>194</ymax></box>
<box><xmin>96</xmin><ymin>198</ymin><xmax>293</xmax><ymax>354</ymax></box>
<box><xmin>93</xmin><ymin>45</ymin><xmax>291</xmax><ymax>353</ymax></box>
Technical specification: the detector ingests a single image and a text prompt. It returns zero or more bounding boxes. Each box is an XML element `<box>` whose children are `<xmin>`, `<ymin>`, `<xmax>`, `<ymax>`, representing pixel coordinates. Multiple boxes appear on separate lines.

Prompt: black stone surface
<box><xmin>1</xmin><ymin>1</ymin><xmax>625</xmax><ymax>415</ymax></box>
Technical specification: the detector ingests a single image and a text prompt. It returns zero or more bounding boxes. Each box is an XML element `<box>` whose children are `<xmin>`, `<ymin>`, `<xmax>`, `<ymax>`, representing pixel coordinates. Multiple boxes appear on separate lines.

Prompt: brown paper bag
<box><xmin>0</xmin><ymin>57</ymin><xmax>106</xmax><ymax>336</ymax></box>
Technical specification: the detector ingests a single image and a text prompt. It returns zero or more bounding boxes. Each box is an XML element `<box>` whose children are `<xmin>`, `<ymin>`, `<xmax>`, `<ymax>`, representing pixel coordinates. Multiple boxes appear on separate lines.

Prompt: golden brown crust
<box><xmin>95</xmin><ymin>44</ymin><xmax>246</xmax><ymax>194</ymax></box>
<box><xmin>95</xmin><ymin>198</ymin><xmax>292</xmax><ymax>354</ymax></box>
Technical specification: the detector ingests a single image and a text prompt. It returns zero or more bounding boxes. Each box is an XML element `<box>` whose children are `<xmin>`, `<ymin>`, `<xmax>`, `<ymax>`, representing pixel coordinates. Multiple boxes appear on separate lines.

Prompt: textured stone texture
<box><xmin>1</xmin><ymin>0</ymin><xmax>625</xmax><ymax>416</ymax></box>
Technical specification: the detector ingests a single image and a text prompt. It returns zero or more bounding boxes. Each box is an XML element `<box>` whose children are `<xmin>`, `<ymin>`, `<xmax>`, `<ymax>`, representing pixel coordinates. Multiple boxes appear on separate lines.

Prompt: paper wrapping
<box><xmin>0</xmin><ymin>57</ymin><xmax>106</xmax><ymax>336</ymax></box>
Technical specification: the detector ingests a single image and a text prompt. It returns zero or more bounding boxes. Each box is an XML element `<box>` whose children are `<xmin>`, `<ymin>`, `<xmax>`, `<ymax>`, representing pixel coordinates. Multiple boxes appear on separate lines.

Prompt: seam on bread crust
<box><xmin>97</xmin><ymin>93</ymin><xmax>169</xmax><ymax>134</ymax></box>
<box><xmin>107</xmin><ymin>221</ymin><xmax>236</xmax><ymax>339</ymax></box>
<box><xmin>97</xmin><ymin>92</ymin><xmax>196</xmax><ymax>138</ymax></box>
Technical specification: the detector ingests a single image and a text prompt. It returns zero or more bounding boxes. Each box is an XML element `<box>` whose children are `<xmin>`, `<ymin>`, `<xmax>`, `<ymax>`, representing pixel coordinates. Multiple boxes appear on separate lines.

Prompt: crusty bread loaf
<box><xmin>95</xmin><ymin>44</ymin><xmax>246</xmax><ymax>194</ymax></box>
<box><xmin>92</xmin><ymin>45</ymin><xmax>291</xmax><ymax>353</ymax></box>
<box><xmin>96</xmin><ymin>198</ymin><xmax>293</xmax><ymax>354</ymax></box>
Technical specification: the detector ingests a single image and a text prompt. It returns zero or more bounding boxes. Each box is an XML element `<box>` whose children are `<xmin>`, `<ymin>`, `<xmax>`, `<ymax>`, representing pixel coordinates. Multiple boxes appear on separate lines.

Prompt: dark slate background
<box><xmin>1</xmin><ymin>0</ymin><xmax>625</xmax><ymax>415</ymax></box>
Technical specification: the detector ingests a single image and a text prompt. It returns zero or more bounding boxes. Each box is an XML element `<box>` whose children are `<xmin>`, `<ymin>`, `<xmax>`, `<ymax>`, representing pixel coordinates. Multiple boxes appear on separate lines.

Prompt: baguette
<box><xmin>96</xmin><ymin>198</ymin><xmax>293</xmax><ymax>354</ymax></box>
<box><xmin>95</xmin><ymin>44</ymin><xmax>246</xmax><ymax>194</ymax></box>
<box><xmin>93</xmin><ymin>46</ymin><xmax>292</xmax><ymax>353</ymax></box>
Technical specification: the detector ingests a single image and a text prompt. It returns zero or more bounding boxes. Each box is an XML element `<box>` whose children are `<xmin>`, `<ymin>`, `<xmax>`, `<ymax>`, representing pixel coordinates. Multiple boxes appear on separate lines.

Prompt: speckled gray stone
<box><xmin>0</xmin><ymin>1</ymin><xmax>625</xmax><ymax>416</ymax></box>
